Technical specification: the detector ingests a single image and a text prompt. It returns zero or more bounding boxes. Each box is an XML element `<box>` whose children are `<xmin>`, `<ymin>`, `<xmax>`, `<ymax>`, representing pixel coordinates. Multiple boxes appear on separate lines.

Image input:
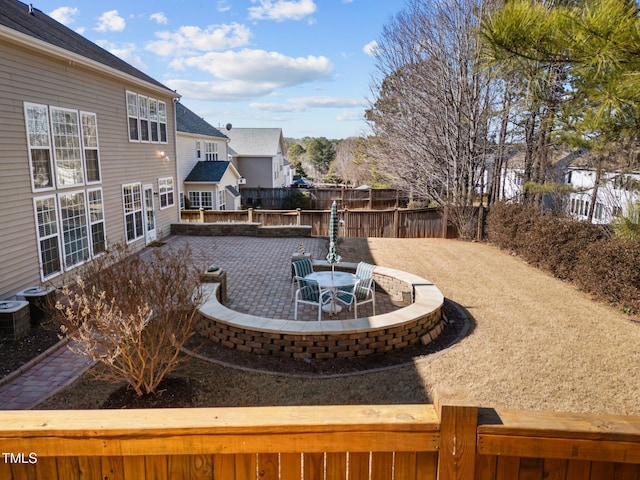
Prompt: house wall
<box><xmin>219</xmin><ymin>168</ymin><xmax>241</xmax><ymax>209</ymax></box>
<box><xmin>237</xmin><ymin>156</ymin><xmax>273</xmax><ymax>188</ymax></box>
<box><xmin>177</xmin><ymin>132</ymin><xmax>231</xmax><ymax>209</ymax></box>
<box><xmin>0</xmin><ymin>37</ymin><xmax>178</xmax><ymax>298</ymax></box>
<box><xmin>566</xmin><ymin>169</ymin><xmax>640</xmax><ymax>224</ymax></box>
<box><xmin>176</xmin><ymin>133</ymin><xmax>229</xmax><ymax>183</ymax></box>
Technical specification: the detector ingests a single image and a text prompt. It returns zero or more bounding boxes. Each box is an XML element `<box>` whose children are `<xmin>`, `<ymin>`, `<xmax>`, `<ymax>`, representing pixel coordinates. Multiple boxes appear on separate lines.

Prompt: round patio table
<box><xmin>305</xmin><ymin>271</ymin><xmax>358</xmax><ymax>315</ymax></box>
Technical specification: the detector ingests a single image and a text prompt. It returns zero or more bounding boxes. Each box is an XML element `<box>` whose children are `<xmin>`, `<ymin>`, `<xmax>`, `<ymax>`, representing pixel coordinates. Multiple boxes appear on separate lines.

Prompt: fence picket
<box><xmin>326</xmin><ymin>452</ymin><xmax>347</xmax><ymax>480</ymax></box>
<box><xmin>280</xmin><ymin>453</ymin><xmax>302</xmax><ymax>480</ymax></box>
<box><xmin>180</xmin><ymin>207</ymin><xmax>469</xmax><ymax>239</ymax></box>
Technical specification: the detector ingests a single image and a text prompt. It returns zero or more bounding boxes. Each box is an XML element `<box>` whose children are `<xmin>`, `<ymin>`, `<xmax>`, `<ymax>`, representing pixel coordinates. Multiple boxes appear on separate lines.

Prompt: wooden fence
<box><xmin>241</xmin><ymin>187</ymin><xmax>410</xmax><ymax>210</ymax></box>
<box><xmin>1</xmin><ymin>403</ymin><xmax>639</xmax><ymax>479</ymax></box>
<box><xmin>180</xmin><ymin>207</ymin><xmax>460</xmax><ymax>239</ymax></box>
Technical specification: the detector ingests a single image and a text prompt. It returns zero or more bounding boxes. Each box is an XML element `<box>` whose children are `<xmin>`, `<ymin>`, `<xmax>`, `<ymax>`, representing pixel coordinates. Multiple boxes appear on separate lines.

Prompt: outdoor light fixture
<box><xmin>159</xmin><ymin>151</ymin><xmax>170</xmax><ymax>162</ymax></box>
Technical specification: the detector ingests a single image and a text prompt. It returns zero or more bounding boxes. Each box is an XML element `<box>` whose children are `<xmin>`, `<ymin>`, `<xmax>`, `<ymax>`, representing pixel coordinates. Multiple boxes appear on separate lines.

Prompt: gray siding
<box><xmin>0</xmin><ymin>39</ymin><xmax>178</xmax><ymax>298</ymax></box>
<box><xmin>237</xmin><ymin>157</ymin><xmax>273</xmax><ymax>188</ymax></box>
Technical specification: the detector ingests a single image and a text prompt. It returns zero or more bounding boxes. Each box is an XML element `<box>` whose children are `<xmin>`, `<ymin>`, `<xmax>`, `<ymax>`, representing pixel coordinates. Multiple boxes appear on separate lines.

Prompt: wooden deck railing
<box><xmin>0</xmin><ymin>403</ymin><xmax>639</xmax><ymax>479</ymax></box>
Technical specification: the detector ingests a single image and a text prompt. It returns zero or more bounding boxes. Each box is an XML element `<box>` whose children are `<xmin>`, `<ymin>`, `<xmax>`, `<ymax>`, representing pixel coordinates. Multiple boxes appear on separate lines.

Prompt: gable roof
<box><xmin>176</xmin><ymin>103</ymin><xmax>228</xmax><ymax>139</ymax></box>
<box><xmin>0</xmin><ymin>0</ymin><xmax>172</xmax><ymax>93</ymax></box>
<box><xmin>185</xmin><ymin>161</ymin><xmax>233</xmax><ymax>183</ymax></box>
<box><xmin>226</xmin><ymin>128</ymin><xmax>284</xmax><ymax>157</ymax></box>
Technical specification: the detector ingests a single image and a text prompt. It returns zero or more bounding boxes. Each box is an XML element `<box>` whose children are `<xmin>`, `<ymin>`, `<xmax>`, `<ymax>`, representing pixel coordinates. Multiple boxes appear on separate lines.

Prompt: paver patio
<box><xmin>0</xmin><ymin>235</ymin><xmax>404</xmax><ymax>409</ymax></box>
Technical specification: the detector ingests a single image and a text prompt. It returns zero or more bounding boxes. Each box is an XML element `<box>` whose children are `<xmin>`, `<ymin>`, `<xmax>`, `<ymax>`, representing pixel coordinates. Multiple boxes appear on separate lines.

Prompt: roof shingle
<box><xmin>0</xmin><ymin>0</ymin><xmax>171</xmax><ymax>92</ymax></box>
<box><xmin>184</xmin><ymin>161</ymin><xmax>232</xmax><ymax>183</ymax></box>
<box><xmin>176</xmin><ymin>103</ymin><xmax>228</xmax><ymax>139</ymax></box>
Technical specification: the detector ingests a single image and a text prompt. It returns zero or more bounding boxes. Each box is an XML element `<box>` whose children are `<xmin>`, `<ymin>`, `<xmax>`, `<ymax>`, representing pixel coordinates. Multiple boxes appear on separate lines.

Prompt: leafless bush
<box><xmin>54</xmin><ymin>243</ymin><xmax>204</xmax><ymax>396</ymax></box>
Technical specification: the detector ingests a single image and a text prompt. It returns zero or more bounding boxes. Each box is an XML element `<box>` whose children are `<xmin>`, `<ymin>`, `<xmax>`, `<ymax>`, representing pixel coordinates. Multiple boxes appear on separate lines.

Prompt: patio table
<box><xmin>305</xmin><ymin>271</ymin><xmax>358</xmax><ymax>316</ymax></box>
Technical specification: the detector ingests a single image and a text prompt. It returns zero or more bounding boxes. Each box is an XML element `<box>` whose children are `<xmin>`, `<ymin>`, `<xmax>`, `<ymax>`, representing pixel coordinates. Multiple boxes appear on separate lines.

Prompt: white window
<box><xmin>218</xmin><ymin>190</ymin><xmax>226</xmax><ymax>210</ymax></box>
<box><xmin>205</xmin><ymin>141</ymin><xmax>218</xmax><ymax>161</ymax></box>
<box><xmin>126</xmin><ymin>91</ymin><xmax>139</xmax><ymax>141</ymax></box>
<box><xmin>24</xmin><ymin>103</ymin><xmax>54</xmax><ymax>190</ymax></box>
<box><xmin>188</xmin><ymin>191</ymin><xmax>213</xmax><ymax>210</ymax></box>
<box><xmin>158</xmin><ymin>177</ymin><xmax>175</xmax><ymax>209</ymax></box>
<box><xmin>149</xmin><ymin>98</ymin><xmax>159</xmax><ymax>143</ymax></box>
<box><xmin>139</xmin><ymin>95</ymin><xmax>150</xmax><ymax>142</ymax></box>
<box><xmin>50</xmin><ymin>107</ymin><xmax>84</xmax><ymax>187</ymax></box>
<box><xmin>88</xmin><ymin>188</ymin><xmax>106</xmax><ymax>255</ymax></box>
<box><xmin>123</xmin><ymin>183</ymin><xmax>144</xmax><ymax>243</ymax></box>
<box><xmin>81</xmin><ymin>112</ymin><xmax>101</xmax><ymax>183</ymax></box>
<box><xmin>196</xmin><ymin>141</ymin><xmax>201</xmax><ymax>159</ymax></box>
<box><xmin>594</xmin><ymin>202</ymin><xmax>604</xmax><ymax>221</ymax></box>
<box><xmin>126</xmin><ymin>92</ymin><xmax>167</xmax><ymax>143</ymax></box>
<box><xmin>34</xmin><ymin>196</ymin><xmax>62</xmax><ymax>280</ymax></box>
<box><xmin>158</xmin><ymin>101</ymin><xmax>167</xmax><ymax>143</ymax></box>
<box><xmin>59</xmin><ymin>191</ymin><xmax>90</xmax><ymax>268</ymax></box>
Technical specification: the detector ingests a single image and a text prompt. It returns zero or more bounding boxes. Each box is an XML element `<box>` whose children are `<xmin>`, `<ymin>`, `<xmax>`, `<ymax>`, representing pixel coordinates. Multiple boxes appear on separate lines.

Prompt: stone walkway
<box><xmin>0</xmin><ymin>342</ymin><xmax>94</xmax><ymax>410</ymax></box>
<box><xmin>0</xmin><ymin>235</ymin><xmax>404</xmax><ymax>409</ymax></box>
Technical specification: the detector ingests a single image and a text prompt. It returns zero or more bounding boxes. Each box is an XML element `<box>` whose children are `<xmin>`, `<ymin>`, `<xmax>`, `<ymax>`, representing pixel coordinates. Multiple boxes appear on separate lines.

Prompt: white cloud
<box><xmin>97</xmin><ymin>41</ymin><xmax>148</xmax><ymax>70</ymax></box>
<box><xmin>217</xmin><ymin>0</ymin><xmax>232</xmax><ymax>12</ymax></box>
<box><xmin>248</xmin><ymin>0</ymin><xmax>316</xmax><ymax>22</ymax></box>
<box><xmin>337</xmin><ymin>110</ymin><xmax>364</xmax><ymax>121</ymax></box>
<box><xmin>96</xmin><ymin>10</ymin><xmax>126</xmax><ymax>32</ymax></box>
<box><xmin>178</xmin><ymin>49</ymin><xmax>332</xmax><ymax>86</ymax></box>
<box><xmin>166</xmin><ymin>79</ymin><xmax>275</xmax><ymax>101</ymax></box>
<box><xmin>363</xmin><ymin>40</ymin><xmax>379</xmax><ymax>56</ymax></box>
<box><xmin>49</xmin><ymin>7</ymin><xmax>79</xmax><ymax>25</ymax></box>
<box><xmin>150</xmin><ymin>12</ymin><xmax>168</xmax><ymax>25</ymax></box>
<box><xmin>251</xmin><ymin>96</ymin><xmax>365</xmax><ymax>112</ymax></box>
<box><xmin>166</xmin><ymin>52</ymin><xmax>333</xmax><ymax>102</ymax></box>
<box><xmin>147</xmin><ymin>23</ymin><xmax>252</xmax><ymax>57</ymax></box>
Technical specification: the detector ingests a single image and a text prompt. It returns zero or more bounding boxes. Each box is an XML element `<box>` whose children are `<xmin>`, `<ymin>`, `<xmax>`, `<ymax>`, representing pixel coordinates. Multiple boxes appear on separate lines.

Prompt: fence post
<box><xmin>248</xmin><ymin>208</ymin><xmax>253</xmax><ymax>223</ymax></box>
<box><xmin>441</xmin><ymin>206</ymin><xmax>449</xmax><ymax>238</ymax></box>
<box><xmin>393</xmin><ymin>208</ymin><xmax>399</xmax><ymax>238</ymax></box>
<box><xmin>199</xmin><ymin>207</ymin><xmax>204</xmax><ymax>223</ymax></box>
<box><xmin>436</xmin><ymin>402</ymin><xmax>478</xmax><ymax>479</ymax></box>
<box><xmin>476</xmin><ymin>206</ymin><xmax>485</xmax><ymax>241</ymax></box>
<box><xmin>296</xmin><ymin>208</ymin><xmax>301</xmax><ymax>226</ymax></box>
<box><xmin>343</xmin><ymin>208</ymin><xmax>349</xmax><ymax>238</ymax></box>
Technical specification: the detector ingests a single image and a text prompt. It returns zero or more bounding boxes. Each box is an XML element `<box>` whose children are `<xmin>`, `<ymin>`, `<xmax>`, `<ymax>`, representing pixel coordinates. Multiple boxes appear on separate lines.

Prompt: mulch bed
<box><xmin>102</xmin><ymin>377</ymin><xmax>199</xmax><ymax>409</ymax></box>
<box><xmin>185</xmin><ymin>298</ymin><xmax>469</xmax><ymax>378</ymax></box>
<box><xmin>0</xmin><ymin>322</ymin><xmax>61</xmax><ymax>379</ymax></box>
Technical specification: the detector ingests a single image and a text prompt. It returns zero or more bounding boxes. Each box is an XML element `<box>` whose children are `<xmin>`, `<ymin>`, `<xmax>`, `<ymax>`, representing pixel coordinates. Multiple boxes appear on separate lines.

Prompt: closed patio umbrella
<box><xmin>326</xmin><ymin>201</ymin><xmax>342</xmax><ymax>277</ymax></box>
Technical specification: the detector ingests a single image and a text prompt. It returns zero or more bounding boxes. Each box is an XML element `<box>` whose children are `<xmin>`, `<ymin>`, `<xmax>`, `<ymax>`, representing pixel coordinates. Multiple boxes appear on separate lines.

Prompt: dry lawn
<box><xmin>366</xmin><ymin>238</ymin><xmax>640</xmax><ymax>415</ymax></box>
<box><xmin>38</xmin><ymin>238</ymin><xmax>640</xmax><ymax>415</ymax></box>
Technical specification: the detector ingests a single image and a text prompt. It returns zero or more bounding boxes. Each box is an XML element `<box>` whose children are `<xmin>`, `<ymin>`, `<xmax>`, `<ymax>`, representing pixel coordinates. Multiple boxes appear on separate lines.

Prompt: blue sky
<box><xmin>34</xmin><ymin>0</ymin><xmax>404</xmax><ymax>139</ymax></box>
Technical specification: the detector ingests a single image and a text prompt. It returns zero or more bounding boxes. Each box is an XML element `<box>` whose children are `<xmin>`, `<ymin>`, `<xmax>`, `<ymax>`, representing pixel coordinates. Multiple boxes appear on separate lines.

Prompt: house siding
<box><xmin>237</xmin><ymin>157</ymin><xmax>273</xmax><ymax>188</ymax></box>
<box><xmin>0</xmin><ymin>38</ymin><xmax>178</xmax><ymax>298</ymax></box>
<box><xmin>176</xmin><ymin>133</ymin><xmax>229</xmax><ymax>192</ymax></box>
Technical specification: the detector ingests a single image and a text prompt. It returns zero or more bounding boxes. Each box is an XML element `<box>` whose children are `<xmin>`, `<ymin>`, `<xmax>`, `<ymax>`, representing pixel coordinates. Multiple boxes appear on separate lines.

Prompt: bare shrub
<box><xmin>54</xmin><ymin>243</ymin><xmax>204</xmax><ymax>396</ymax></box>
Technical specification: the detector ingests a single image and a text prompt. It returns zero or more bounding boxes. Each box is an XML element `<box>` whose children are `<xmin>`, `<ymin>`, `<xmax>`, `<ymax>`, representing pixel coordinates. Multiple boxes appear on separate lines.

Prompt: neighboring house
<box><xmin>176</xmin><ymin>103</ymin><xmax>241</xmax><ymax>210</ymax></box>
<box><xmin>225</xmin><ymin>128</ymin><xmax>294</xmax><ymax>189</ymax></box>
<box><xmin>497</xmin><ymin>146</ymin><xmax>640</xmax><ymax>224</ymax></box>
<box><xmin>565</xmin><ymin>168</ymin><xmax>640</xmax><ymax>224</ymax></box>
<box><xmin>0</xmin><ymin>0</ymin><xmax>180</xmax><ymax>299</ymax></box>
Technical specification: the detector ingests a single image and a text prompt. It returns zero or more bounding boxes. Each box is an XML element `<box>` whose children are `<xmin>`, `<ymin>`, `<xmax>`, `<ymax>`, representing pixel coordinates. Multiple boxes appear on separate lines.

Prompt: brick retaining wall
<box><xmin>197</xmin><ymin>265</ymin><xmax>445</xmax><ymax>360</ymax></box>
<box><xmin>172</xmin><ymin>222</ymin><xmax>312</xmax><ymax>237</ymax></box>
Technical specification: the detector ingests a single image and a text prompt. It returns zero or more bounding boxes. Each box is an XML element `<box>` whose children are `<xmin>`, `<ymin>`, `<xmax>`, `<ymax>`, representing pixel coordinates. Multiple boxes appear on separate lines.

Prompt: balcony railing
<box><xmin>0</xmin><ymin>403</ymin><xmax>639</xmax><ymax>479</ymax></box>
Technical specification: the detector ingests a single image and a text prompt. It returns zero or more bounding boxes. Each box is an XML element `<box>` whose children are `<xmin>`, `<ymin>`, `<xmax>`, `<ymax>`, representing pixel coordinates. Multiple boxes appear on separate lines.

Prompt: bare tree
<box><xmin>367</xmin><ymin>0</ymin><xmax>497</xmax><ymax>237</ymax></box>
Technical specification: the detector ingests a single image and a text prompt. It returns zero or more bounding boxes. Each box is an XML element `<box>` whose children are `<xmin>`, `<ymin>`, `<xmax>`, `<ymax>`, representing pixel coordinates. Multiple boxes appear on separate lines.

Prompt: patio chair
<box><xmin>293</xmin><ymin>276</ymin><xmax>331</xmax><ymax>321</ymax></box>
<box><xmin>291</xmin><ymin>258</ymin><xmax>314</xmax><ymax>302</ymax></box>
<box><xmin>336</xmin><ymin>261</ymin><xmax>376</xmax><ymax>318</ymax></box>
